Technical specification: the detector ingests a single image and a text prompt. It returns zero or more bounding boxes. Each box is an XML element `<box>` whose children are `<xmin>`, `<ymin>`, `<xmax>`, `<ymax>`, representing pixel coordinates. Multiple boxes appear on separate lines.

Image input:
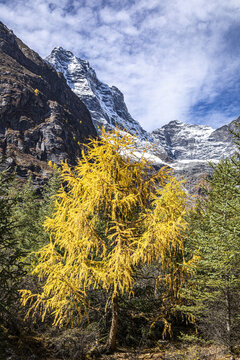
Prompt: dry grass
<box><xmin>99</xmin><ymin>344</ymin><xmax>240</xmax><ymax>360</ymax></box>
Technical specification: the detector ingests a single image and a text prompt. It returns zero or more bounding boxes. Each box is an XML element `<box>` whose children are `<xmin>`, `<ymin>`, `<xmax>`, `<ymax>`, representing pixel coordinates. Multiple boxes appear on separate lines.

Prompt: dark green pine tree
<box><xmin>0</xmin><ymin>169</ymin><xmax>26</xmax><ymax>327</ymax></box>
<box><xmin>181</xmin><ymin>156</ymin><xmax>240</xmax><ymax>355</ymax></box>
<box><xmin>0</xmin><ymin>166</ymin><xmax>61</xmax><ymax>356</ymax></box>
<box><xmin>9</xmin><ymin>169</ymin><xmax>61</xmax><ymax>253</ymax></box>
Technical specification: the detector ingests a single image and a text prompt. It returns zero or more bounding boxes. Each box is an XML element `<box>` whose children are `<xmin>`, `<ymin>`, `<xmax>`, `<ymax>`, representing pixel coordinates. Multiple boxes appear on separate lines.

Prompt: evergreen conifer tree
<box><xmin>181</xmin><ymin>156</ymin><xmax>240</xmax><ymax>354</ymax></box>
<box><xmin>10</xmin><ymin>169</ymin><xmax>61</xmax><ymax>252</ymax></box>
<box><xmin>0</xmin><ymin>169</ymin><xmax>26</xmax><ymax>324</ymax></box>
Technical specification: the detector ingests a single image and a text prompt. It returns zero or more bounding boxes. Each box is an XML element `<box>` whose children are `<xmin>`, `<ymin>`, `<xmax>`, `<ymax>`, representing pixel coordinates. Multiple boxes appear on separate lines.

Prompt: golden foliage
<box><xmin>20</xmin><ymin>128</ymin><xmax>189</xmax><ymax>327</ymax></box>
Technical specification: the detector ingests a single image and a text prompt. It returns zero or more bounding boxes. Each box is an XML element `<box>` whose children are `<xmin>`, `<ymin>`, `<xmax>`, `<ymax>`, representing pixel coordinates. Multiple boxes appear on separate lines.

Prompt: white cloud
<box><xmin>1</xmin><ymin>0</ymin><xmax>240</xmax><ymax>131</ymax></box>
<box><xmin>100</xmin><ymin>7</ymin><xmax>130</xmax><ymax>23</ymax></box>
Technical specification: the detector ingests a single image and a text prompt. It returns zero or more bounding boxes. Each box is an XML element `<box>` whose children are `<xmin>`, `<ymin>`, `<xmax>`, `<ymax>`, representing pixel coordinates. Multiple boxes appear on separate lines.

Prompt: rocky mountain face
<box><xmin>46</xmin><ymin>47</ymin><xmax>148</xmax><ymax>140</ymax></box>
<box><xmin>152</xmin><ymin>120</ymin><xmax>236</xmax><ymax>162</ymax></box>
<box><xmin>0</xmin><ymin>22</ymin><xmax>97</xmax><ymax>182</ymax></box>
<box><xmin>151</xmin><ymin>120</ymin><xmax>237</xmax><ymax>191</ymax></box>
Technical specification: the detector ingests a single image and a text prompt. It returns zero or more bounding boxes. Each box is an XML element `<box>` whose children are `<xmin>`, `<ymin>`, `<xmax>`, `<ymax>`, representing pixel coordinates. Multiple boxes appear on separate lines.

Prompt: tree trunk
<box><xmin>107</xmin><ymin>295</ymin><xmax>118</xmax><ymax>353</ymax></box>
<box><xmin>225</xmin><ymin>288</ymin><xmax>234</xmax><ymax>357</ymax></box>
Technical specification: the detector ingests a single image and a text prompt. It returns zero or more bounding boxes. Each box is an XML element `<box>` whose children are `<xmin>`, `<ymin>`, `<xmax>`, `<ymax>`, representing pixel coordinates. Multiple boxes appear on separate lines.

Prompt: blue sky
<box><xmin>1</xmin><ymin>0</ymin><xmax>240</xmax><ymax>131</ymax></box>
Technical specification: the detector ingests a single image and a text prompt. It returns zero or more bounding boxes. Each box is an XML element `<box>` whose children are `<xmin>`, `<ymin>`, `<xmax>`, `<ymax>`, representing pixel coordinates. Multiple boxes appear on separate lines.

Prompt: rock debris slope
<box><xmin>0</xmin><ymin>22</ymin><xmax>97</xmax><ymax>182</ymax></box>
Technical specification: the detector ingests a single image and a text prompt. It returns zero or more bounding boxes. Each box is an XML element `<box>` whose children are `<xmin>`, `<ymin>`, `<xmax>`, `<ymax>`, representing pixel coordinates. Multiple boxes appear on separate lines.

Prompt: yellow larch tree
<box><xmin>20</xmin><ymin>128</ymin><xmax>189</xmax><ymax>352</ymax></box>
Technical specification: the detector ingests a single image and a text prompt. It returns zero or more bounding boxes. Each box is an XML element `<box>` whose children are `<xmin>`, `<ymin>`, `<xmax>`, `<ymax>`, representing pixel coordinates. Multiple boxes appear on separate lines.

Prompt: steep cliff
<box><xmin>0</xmin><ymin>22</ymin><xmax>97</xmax><ymax>182</ymax></box>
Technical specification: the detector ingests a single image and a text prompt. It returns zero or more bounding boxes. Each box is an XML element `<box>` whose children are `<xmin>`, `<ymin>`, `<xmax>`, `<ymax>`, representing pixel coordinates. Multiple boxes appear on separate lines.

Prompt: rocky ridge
<box><xmin>0</xmin><ymin>22</ymin><xmax>97</xmax><ymax>182</ymax></box>
<box><xmin>152</xmin><ymin>120</ymin><xmax>236</xmax><ymax>163</ymax></box>
<box><xmin>46</xmin><ymin>47</ymin><xmax>148</xmax><ymax>140</ymax></box>
<box><xmin>151</xmin><ymin>120</ymin><xmax>237</xmax><ymax>190</ymax></box>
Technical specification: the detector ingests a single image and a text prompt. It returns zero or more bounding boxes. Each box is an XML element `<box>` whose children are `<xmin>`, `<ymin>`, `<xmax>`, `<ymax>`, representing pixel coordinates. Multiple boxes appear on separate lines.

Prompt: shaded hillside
<box><xmin>0</xmin><ymin>22</ymin><xmax>97</xmax><ymax>182</ymax></box>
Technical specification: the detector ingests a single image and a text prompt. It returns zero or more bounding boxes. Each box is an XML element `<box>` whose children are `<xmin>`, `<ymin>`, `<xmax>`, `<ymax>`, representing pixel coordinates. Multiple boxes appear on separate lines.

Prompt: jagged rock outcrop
<box><xmin>152</xmin><ymin>119</ymin><xmax>238</xmax><ymax>192</ymax></box>
<box><xmin>0</xmin><ymin>22</ymin><xmax>97</xmax><ymax>182</ymax></box>
<box><xmin>46</xmin><ymin>47</ymin><xmax>148</xmax><ymax>140</ymax></box>
<box><xmin>152</xmin><ymin>120</ymin><xmax>236</xmax><ymax>161</ymax></box>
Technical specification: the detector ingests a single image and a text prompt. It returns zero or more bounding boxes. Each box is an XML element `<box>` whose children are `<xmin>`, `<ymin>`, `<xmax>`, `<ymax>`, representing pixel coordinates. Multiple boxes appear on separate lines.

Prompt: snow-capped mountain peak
<box><xmin>152</xmin><ymin>120</ymin><xmax>235</xmax><ymax>162</ymax></box>
<box><xmin>46</xmin><ymin>47</ymin><xmax>148</xmax><ymax>140</ymax></box>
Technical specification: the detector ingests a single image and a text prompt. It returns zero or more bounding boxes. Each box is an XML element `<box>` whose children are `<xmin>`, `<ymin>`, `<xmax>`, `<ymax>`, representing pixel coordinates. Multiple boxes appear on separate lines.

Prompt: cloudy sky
<box><xmin>1</xmin><ymin>0</ymin><xmax>240</xmax><ymax>131</ymax></box>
